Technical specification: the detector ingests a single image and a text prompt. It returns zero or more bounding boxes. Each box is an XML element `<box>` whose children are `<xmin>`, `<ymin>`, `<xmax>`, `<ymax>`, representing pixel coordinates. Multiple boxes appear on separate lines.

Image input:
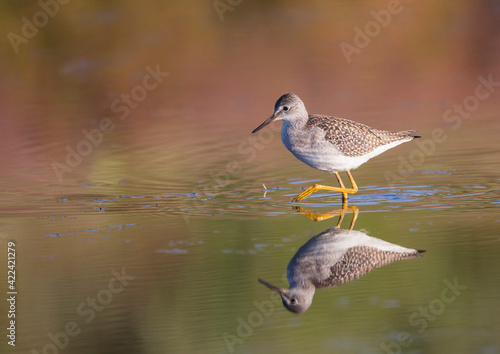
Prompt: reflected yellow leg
<box><xmin>293</xmin><ymin>205</ymin><xmax>359</xmax><ymax>230</ymax></box>
<box><xmin>331</xmin><ymin>205</ymin><xmax>359</xmax><ymax>230</ymax></box>
<box><xmin>347</xmin><ymin>206</ymin><xmax>359</xmax><ymax>230</ymax></box>
<box><xmin>335</xmin><ymin>210</ymin><xmax>345</xmax><ymax>227</ymax></box>
<box><xmin>292</xmin><ymin>171</ymin><xmax>359</xmax><ymax>202</ymax></box>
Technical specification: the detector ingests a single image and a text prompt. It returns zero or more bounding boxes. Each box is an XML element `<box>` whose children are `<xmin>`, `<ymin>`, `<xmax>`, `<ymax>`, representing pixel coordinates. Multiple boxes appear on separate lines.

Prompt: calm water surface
<box><xmin>1</xmin><ymin>1</ymin><xmax>500</xmax><ymax>354</ymax></box>
<box><xmin>2</xmin><ymin>108</ymin><xmax>499</xmax><ymax>354</ymax></box>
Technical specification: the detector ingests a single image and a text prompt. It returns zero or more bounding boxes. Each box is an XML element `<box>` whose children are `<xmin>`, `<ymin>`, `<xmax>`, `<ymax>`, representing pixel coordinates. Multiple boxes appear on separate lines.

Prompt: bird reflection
<box><xmin>258</xmin><ymin>227</ymin><xmax>424</xmax><ymax>314</ymax></box>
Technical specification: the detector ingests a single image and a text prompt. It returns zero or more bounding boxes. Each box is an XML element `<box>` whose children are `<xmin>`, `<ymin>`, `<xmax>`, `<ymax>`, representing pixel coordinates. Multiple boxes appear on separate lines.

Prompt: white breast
<box><xmin>281</xmin><ymin>122</ymin><xmax>367</xmax><ymax>173</ymax></box>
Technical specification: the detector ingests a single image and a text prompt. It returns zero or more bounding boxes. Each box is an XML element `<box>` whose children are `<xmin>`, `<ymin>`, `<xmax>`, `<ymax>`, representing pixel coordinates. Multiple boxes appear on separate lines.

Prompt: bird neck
<box><xmin>282</xmin><ymin>113</ymin><xmax>309</xmax><ymax>133</ymax></box>
<box><xmin>289</xmin><ymin>279</ymin><xmax>315</xmax><ymax>292</ymax></box>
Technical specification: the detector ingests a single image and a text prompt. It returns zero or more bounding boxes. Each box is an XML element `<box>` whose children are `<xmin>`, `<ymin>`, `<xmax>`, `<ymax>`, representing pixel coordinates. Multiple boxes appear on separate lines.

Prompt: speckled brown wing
<box><xmin>306</xmin><ymin>115</ymin><xmax>418</xmax><ymax>157</ymax></box>
<box><xmin>312</xmin><ymin>246</ymin><xmax>422</xmax><ymax>289</ymax></box>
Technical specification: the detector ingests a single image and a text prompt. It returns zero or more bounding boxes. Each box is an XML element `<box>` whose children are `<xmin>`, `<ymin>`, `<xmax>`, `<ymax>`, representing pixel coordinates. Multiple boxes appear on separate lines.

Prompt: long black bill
<box><xmin>252</xmin><ymin>115</ymin><xmax>276</xmax><ymax>134</ymax></box>
<box><xmin>258</xmin><ymin>278</ymin><xmax>283</xmax><ymax>295</ymax></box>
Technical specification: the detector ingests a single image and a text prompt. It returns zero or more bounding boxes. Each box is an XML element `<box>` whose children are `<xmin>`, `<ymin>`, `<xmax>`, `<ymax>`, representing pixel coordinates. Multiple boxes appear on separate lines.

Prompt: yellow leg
<box><xmin>335</xmin><ymin>172</ymin><xmax>348</xmax><ymax>202</ymax></box>
<box><xmin>292</xmin><ymin>171</ymin><xmax>359</xmax><ymax>202</ymax></box>
<box><xmin>346</xmin><ymin>171</ymin><xmax>358</xmax><ymax>193</ymax></box>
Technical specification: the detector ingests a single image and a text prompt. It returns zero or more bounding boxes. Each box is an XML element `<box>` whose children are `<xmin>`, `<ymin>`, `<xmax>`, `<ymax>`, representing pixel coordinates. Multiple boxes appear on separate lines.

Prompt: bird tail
<box><xmin>409</xmin><ymin>249</ymin><xmax>426</xmax><ymax>259</ymax></box>
<box><xmin>398</xmin><ymin>130</ymin><xmax>421</xmax><ymax>139</ymax></box>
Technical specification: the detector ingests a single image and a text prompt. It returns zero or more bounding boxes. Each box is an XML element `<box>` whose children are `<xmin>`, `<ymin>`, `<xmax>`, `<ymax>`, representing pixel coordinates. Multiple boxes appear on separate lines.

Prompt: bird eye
<box><xmin>282</xmin><ymin>106</ymin><xmax>289</xmax><ymax>111</ymax></box>
<box><xmin>290</xmin><ymin>298</ymin><xmax>297</xmax><ymax>304</ymax></box>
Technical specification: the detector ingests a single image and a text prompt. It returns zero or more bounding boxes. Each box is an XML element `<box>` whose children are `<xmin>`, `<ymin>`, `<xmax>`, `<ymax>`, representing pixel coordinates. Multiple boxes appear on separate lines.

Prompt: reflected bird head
<box><xmin>258</xmin><ymin>278</ymin><xmax>313</xmax><ymax>314</ymax></box>
<box><xmin>252</xmin><ymin>93</ymin><xmax>307</xmax><ymax>134</ymax></box>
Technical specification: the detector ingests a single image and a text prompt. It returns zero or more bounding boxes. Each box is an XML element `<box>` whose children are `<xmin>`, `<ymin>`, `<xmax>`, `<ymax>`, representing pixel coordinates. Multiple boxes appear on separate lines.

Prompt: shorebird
<box><xmin>252</xmin><ymin>93</ymin><xmax>420</xmax><ymax>202</ymax></box>
<box><xmin>258</xmin><ymin>227</ymin><xmax>424</xmax><ymax>314</ymax></box>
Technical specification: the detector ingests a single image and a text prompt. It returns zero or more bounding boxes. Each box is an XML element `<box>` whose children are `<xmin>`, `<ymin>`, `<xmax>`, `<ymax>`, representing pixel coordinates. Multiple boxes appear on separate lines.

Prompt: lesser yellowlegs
<box><xmin>258</xmin><ymin>227</ymin><xmax>424</xmax><ymax>314</ymax></box>
<box><xmin>252</xmin><ymin>93</ymin><xmax>420</xmax><ymax>202</ymax></box>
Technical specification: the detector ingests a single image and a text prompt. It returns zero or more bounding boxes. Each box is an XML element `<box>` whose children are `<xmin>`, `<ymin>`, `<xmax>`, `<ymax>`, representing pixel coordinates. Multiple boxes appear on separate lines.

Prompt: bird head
<box><xmin>258</xmin><ymin>278</ymin><xmax>314</xmax><ymax>314</ymax></box>
<box><xmin>252</xmin><ymin>93</ymin><xmax>307</xmax><ymax>133</ymax></box>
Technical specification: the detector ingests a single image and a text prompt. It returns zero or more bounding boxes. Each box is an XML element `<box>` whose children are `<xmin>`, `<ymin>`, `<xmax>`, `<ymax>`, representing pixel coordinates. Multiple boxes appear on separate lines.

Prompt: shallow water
<box><xmin>1</xmin><ymin>1</ymin><xmax>500</xmax><ymax>354</ymax></box>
